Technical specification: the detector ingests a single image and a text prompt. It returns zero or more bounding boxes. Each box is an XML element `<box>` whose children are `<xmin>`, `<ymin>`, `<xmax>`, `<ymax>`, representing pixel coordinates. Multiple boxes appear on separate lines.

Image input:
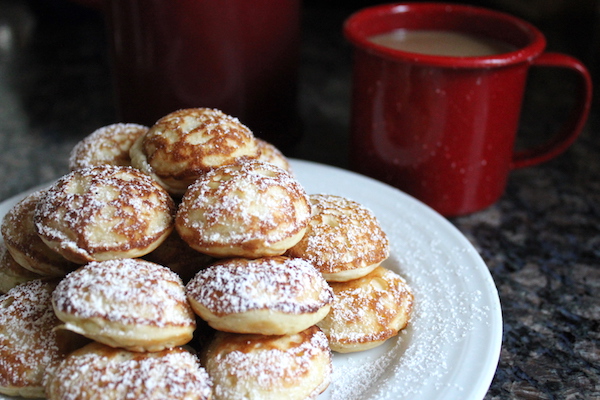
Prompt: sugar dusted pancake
<box><xmin>69</xmin><ymin>123</ymin><xmax>148</xmax><ymax>170</ymax></box>
<box><xmin>0</xmin><ymin>242</ymin><xmax>40</xmax><ymax>294</ymax></box>
<box><xmin>143</xmin><ymin>230</ymin><xmax>216</xmax><ymax>283</ymax></box>
<box><xmin>130</xmin><ymin>107</ymin><xmax>259</xmax><ymax>196</ymax></box>
<box><xmin>1</xmin><ymin>190</ymin><xmax>77</xmax><ymax>277</ymax></box>
<box><xmin>176</xmin><ymin>160</ymin><xmax>311</xmax><ymax>258</ymax></box>
<box><xmin>255</xmin><ymin>138</ymin><xmax>293</xmax><ymax>174</ymax></box>
<box><xmin>186</xmin><ymin>256</ymin><xmax>333</xmax><ymax>335</ymax></box>
<box><xmin>34</xmin><ymin>165</ymin><xmax>176</xmax><ymax>264</ymax></box>
<box><xmin>286</xmin><ymin>194</ymin><xmax>390</xmax><ymax>282</ymax></box>
<box><xmin>0</xmin><ymin>279</ymin><xmax>63</xmax><ymax>398</ymax></box>
<box><xmin>52</xmin><ymin>258</ymin><xmax>196</xmax><ymax>352</ymax></box>
<box><xmin>203</xmin><ymin>326</ymin><xmax>331</xmax><ymax>400</ymax></box>
<box><xmin>317</xmin><ymin>266</ymin><xmax>413</xmax><ymax>353</ymax></box>
<box><xmin>44</xmin><ymin>341</ymin><xmax>212</xmax><ymax>400</ymax></box>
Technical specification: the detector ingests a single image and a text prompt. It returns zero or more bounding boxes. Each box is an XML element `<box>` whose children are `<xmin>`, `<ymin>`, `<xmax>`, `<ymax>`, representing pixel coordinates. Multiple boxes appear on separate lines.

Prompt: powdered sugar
<box><xmin>186</xmin><ymin>257</ymin><xmax>333</xmax><ymax>316</ymax></box>
<box><xmin>0</xmin><ymin>189</ymin><xmax>76</xmax><ymax>277</ymax></box>
<box><xmin>288</xmin><ymin>193</ymin><xmax>389</xmax><ymax>274</ymax></box>
<box><xmin>321</xmin><ymin>267</ymin><xmax>413</xmax><ymax>346</ymax></box>
<box><xmin>177</xmin><ymin>160</ymin><xmax>310</xmax><ymax>249</ymax></box>
<box><xmin>33</xmin><ymin>165</ymin><xmax>175</xmax><ymax>262</ymax></box>
<box><xmin>0</xmin><ymin>279</ymin><xmax>61</xmax><ymax>389</ymax></box>
<box><xmin>68</xmin><ymin>123</ymin><xmax>148</xmax><ymax>170</ymax></box>
<box><xmin>140</xmin><ymin>108</ymin><xmax>258</xmax><ymax>176</ymax></box>
<box><xmin>46</xmin><ymin>344</ymin><xmax>211</xmax><ymax>400</ymax></box>
<box><xmin>52</xmin><ymin>259</ymin><xmax>193</xmax><ymax>327</ymax></box>
<box><xmin>216</xmin><ymin>329</ymin><xmax>328</xmax><ymax>385</ymax></box>
<box><xmin>207</xmin><ymin>327</ymin><xmax>331</xmax><ymax>399</ymax></box>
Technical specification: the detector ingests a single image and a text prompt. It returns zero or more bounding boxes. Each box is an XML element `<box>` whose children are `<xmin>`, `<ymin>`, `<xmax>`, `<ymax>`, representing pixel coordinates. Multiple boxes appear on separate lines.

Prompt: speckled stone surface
<box><xmin>0</xmin><ymin>1</ymin><xmax>599</xmax><ymax>399</ymax></box>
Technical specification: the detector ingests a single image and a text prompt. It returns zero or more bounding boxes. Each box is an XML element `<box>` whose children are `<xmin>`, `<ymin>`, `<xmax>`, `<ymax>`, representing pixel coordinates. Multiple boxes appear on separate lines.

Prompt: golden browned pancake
<box><xmin>202</xmin><ymin>326</ymin><xmax>331</xmax><ymax>400</ymax></box>
<box><xmin>52</xmin><ymin>258</ymin><xmax>196</xmax><ymax>352</ymax></box>
<box><xmin>255</xmin><ymin>138</ymin><xmax>293</xmax><ymax>174</ymax></box>
<box><xmin>142</xmin><ymin>229</ymin><xmax>216</xmax><ymax>283</ymax></box>
<box><xmin>1</xmin><ymin>190</ymin><xmax>78</xmax><ymax>277</ymax></box>
<box><xmin>34</xmin><ymin>165</ymin><xmax>176</xmax><ymax>264</ymax></box>
<box><xmin>286</xmin><ymin>194</ymin><xmax>390</xmax><ymax>282</ymax></box>
<box><xmin>69</xmin><ymin>123</ymin><xmax>149</xmax><ymax>170</ymax></box>
<box><xmin>0</xmin><ymin>279</ymin><xmax>64</xmax><ymax>398</ymax></box>
<box><xmin>186</xmin><ymin>256</ymin><xmax>333</xmax><ymax>335</ymax></box>
<box><xmin>130</xmin><ymin>107</ymin><xmax>259</xmax><ymax>196</ymax></box>
<box><xmin>44</xmin><ymin>341</ymin><xmax>213</xmax><ymax>400</ymax></box>
<box><xmin>0</xmin><ymin>241</ymin><xmax>40</xmax><ymax>294</ymax></box>
<box><xmin>176</xmin><ymin>160</ymin><xmax>311</xmax><ymax>259</ymax></box>
<box><xmin>317</xmin><ymin>266</ymin><xmax>413</xmax><ymax>353</ymax></box>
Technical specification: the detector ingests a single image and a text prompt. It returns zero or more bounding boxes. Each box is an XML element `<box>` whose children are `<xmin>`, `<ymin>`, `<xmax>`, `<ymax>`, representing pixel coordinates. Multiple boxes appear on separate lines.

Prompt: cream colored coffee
<box><xmin>368</xmin><ymin>29</ymin><xmax>516</xmax><ymax>57</ymax></box>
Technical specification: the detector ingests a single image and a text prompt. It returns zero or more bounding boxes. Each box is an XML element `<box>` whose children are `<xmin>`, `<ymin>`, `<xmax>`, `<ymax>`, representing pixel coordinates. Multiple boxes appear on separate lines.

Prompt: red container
<box><xmin>105</xmin><ymin>0</ymin><xmax>301</xmax><ymax>150</ymax></box>
<box><xmin>344</xmin><ymin>3</ymin><xmax>592</xmax><ymax>216</ymax></box>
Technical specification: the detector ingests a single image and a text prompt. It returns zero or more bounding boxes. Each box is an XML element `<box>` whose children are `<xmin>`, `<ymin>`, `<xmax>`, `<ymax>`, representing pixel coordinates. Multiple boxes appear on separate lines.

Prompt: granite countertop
<box><xmin>0</xmin><ymin>1</ymin><xmax>599</xmax><ymax>398</ymax></box>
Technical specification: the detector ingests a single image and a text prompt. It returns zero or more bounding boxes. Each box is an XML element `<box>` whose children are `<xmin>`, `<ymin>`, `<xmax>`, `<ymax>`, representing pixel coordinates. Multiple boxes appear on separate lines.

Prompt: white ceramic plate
<box><xmin>0</xmin><ymin>159</ymin><xmax>502</xmax><ymax>400</ymax></box>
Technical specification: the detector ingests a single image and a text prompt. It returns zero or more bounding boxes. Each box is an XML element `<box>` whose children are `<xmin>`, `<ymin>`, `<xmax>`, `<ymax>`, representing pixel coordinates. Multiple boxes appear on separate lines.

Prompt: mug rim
<box><xmin>343</xmin><ymin>2</ymin><xmax>547</xmax><ymax>68</ymax></box>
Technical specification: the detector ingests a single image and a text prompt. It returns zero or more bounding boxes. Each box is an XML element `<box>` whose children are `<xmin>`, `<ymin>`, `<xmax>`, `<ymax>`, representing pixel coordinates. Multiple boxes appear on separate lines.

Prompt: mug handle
<box><xmin>511</xmin><ymin>52</ymin><xmax>593</xmax><ymax>169</ymax></box>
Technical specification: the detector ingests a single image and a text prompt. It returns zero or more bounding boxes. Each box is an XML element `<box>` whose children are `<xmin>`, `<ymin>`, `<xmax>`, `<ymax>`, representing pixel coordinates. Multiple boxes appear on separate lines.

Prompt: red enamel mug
<box><xmin>344</xmin><ymin>3</ymin><xmax>592</xmax><ymax>216</ymax></box>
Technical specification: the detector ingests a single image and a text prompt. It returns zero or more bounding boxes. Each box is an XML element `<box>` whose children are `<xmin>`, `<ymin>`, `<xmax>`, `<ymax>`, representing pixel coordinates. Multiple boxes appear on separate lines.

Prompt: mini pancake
<box><xmin>1</xmin><ymin>190</ymin><xmax>78</xmax><ymax>276</ymax></box>
<box><xmin>34</xmin><ymin>165</ymin><xmax>176</xmax><ymax>264</ymax></box>
<box><xmin>255</xmin><ymin>138</ymin><xmax>293</xmax><ymax>174</ymax></box>
<box><xmin>286</xmin><ymin>194</ymin><xmax>390</xmax><ymax>282</ymax></box>
<box><xmin>69</xmin><ymin>123</ymin><xmax>149</xmax><ymax>170</ymax></box>
<box><xmin>202</xmin><ymin>326</ymin><xmax>331</xmax><ymax>400</ymax></box>
<box><xmin>0</xmin><ymin>241</ymin><xmax>40</xmax><ymax>294</ymax></box>
<box><xmin>142</xmin><ymin>230</ymin><xmax>216</xmax><ymax>283</ymax></box>
<box><xmin>130</xmin><ymin>107</ymin><xmax>259</xmax><ymax>196</ymax></box>
<box><xmin>186</xmin><ymin>256</ymin><xmax>333</xmax><ymax>335</ymax></box>
<box><xmin>44</xmin><ymin>341</ymin><xmax>212</xmax><ymax>400</ymax></box>
<box><xmin>317</xmin><ymin>266</ymin><xmax>414</xmax><ymax>353</ymax></box>
<box><xmin>176</xmin><ymin>160</ymin><xmax>311</xmax><ymax>259</ymax></box>
<box><xmin>51</xmin><ymin>258</ymin><xmax>196</xmax><ymax>352</ymax></box>
<box><xmin>0</xmin><ymin>279</ymin><xmax>63</xmax><ymax>398</ymax></box>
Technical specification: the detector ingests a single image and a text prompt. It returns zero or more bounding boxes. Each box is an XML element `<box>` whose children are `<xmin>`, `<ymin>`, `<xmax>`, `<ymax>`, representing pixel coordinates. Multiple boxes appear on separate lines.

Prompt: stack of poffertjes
<box><xmin>0</xmin><ymin>108</ymin><xmax>414</xmax><ymax>400</ymax></box>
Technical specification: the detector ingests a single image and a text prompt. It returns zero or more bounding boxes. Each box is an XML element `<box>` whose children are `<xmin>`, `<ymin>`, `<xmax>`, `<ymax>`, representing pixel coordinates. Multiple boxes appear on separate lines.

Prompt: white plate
<box><xmin>0</xmin><ymin>159</ymin><xmax>502</xmax><ymax>400</ymax></box>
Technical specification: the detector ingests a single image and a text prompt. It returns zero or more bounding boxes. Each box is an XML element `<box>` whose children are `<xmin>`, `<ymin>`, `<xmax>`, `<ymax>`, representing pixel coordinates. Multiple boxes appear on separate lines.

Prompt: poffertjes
<box><xmin>286</xmin><ymin>194</ymin><xmax>390</xmax><ymax>282</ymax></box>
<box><xmin>130</xmin><ymin>107</ymin><xmax>259</xmax><ymax>196</ymax></box>
<box><xmin>202</xmin><ymin>326</ymin><xmax>331</xmax><ymax>400</ymax></box>
<box><xmin>34</xmin><ymin>165</ymin><xmax>175</xmax><ymax>264</ymax></box>
<box><xmin>69</xmin><ymin>123</ymin><xmax>149</xmax><ymax>170</ymax></box>
<box><xmin>1</xmin><ymin>190</ymin><xmax>77</xmax><ymax>277</ymax></box>
<box><xmin>186</xmin><ymin>256</ymin><xmax>333</xmax><ymax>335</ymax></box>
<box><xmin>176</xmin><ymin>160</ymin><xmax>311</xmax><ymax>259</ymax></box>
<box><xmin>44</xmin><ymin>341</ymin><xmax>213</xmax><ymax>400</ymax></box>
<box><xmin>255</xmin><ymin>138</ymin><xmax>293</xmax><ymax>174</ymax></box>
<box><xmin>0</xmin><ymin>279</ymin><xmax>63</xmax><ymax>398</ymax></box>
<box><xmin>0</xmin><ymin>107</ymin><xmax>416</xmax><ymax>399</ymax></box>
<box><xmin>51</xmin><ymin>259</ymin><xmax>196</xmax><ymax>352</ymax></box>
<box><xmin>0</xmin><ymin>242</ymin><xmax>40</xmax><ymax>294</ymax></box>
<box><xmin>317</xmin><ymin>266</ymin><xmax>413</xmax><ymax>353</ymax></box>
<box><xmin>142</xmin><ymin>229</ymin><xmax>216</xmax><ymax>283</ymax></box>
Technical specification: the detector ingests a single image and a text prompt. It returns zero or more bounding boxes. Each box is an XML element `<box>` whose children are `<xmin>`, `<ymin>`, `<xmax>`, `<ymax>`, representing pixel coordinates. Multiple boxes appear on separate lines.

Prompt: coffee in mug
<box><xmin>368</xmin><ymin>29</ymin><xmax>517</xmax><ymax>57</ymax></box>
